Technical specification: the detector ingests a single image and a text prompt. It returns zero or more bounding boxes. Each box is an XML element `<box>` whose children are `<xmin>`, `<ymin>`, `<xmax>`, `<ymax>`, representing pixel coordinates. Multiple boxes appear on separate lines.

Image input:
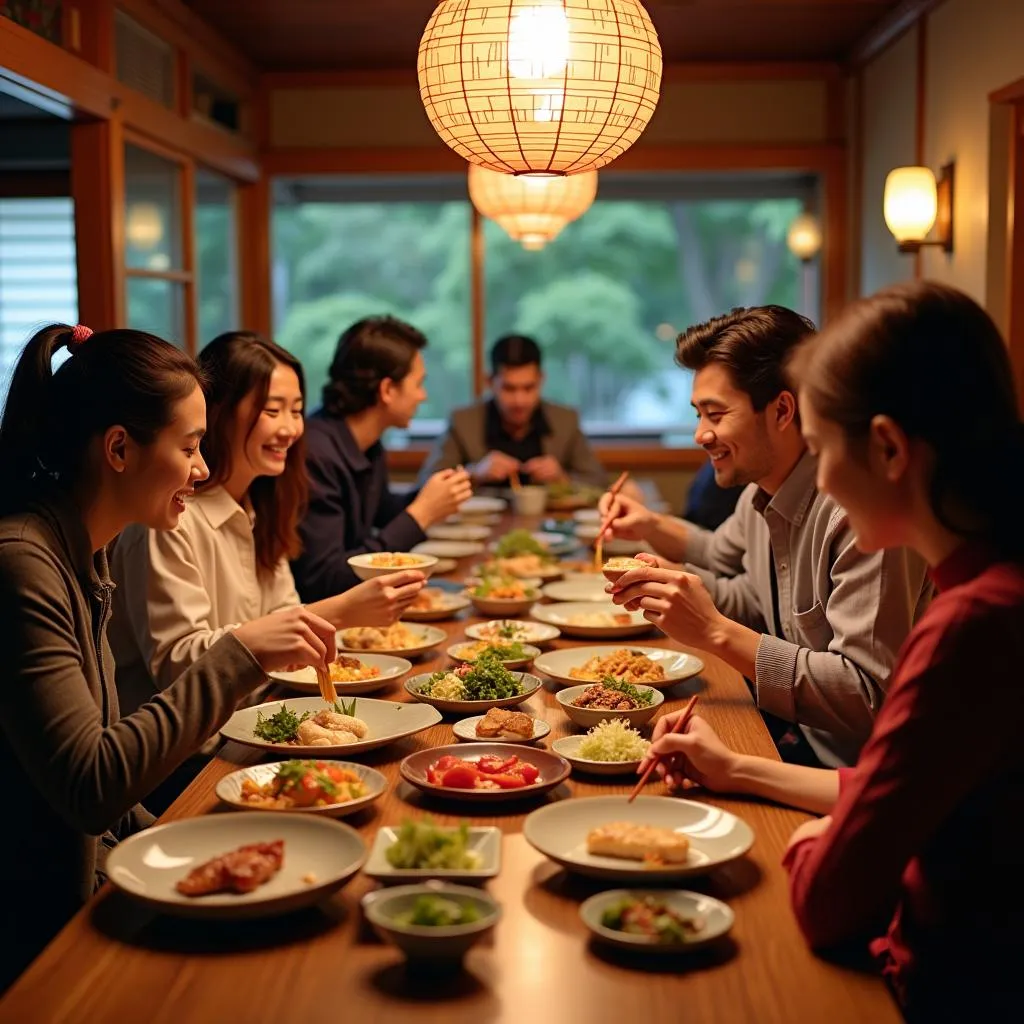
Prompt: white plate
<box><xmin>452</xmin><ymin>714</ymin><xmax>551</xmax><ymax>743</ymax></box>
<box><xmin>338</xmin><ymin>623</ymin><xmax>448</xmax><ymax>658</ymax></box>
<box><xmin>446</xmin><ymin>641</ymin><xmax>540</xmax><ymax>670</ymax></box>
<box><xmin>107</xmin><ymin>813</ymin><xmax>366</xmax><ymax>919</ymax></box>
<box><xmin>551</xmin><ymin>735</ymin><xmax>646</xmax><ymax>776</ymax></box>
<box><xmin>540</xmin><ymin>577</ymin><xmax>611</xmax><ymax>603</ymax></box>
<box><xmin>412</xmin><ymin>540</ymin><xmax>486</xmax><ymax>558</ymax></box>
<box><xmin>523</xmin><ymin>795</ymin><xmax>755</xmax><ymax>880</ymax></box>
<box><xmin>431</xmin><ymin>558</ymin><xmax>459</xmax><ymax>575</ymax></box>
<box><xmin>459</xmin><ymin>496</ymin><xmax>507</xmax><ymax>514</ymax></box>
<box><xmin>220</xmin><ymin>695</ymin><xmax>442</xmax><ymax>756</ymax></box>
<box><xmin>446</xmin><ymin>512</ymin><xmax>500</xmax><ymax>527</ymax></box>
<box><xmin>270</xmin><ymin>654</ymin><xmax>413</xmax><ymax>695</ymax></box>
<box><xmin>580</xmin><ymin>889</ymin><xmax>735</xmax><ymax>951</ymax></box>
<box><xmin>529</xmin><ymin>602</ymin><xmax>655</xmax><ymax>639</ymax></box>
<box><xmin>573</xmin><ymin>509</ymin><xmax>602</xmax><ymax>524</ymax></box>
<box><xmin>464</xmin><ymin>619</ymin><xmax>561</xmax><ymax>644</ymax></box>
<box><xmin>426</xmin><ymin>524</ymin><xmax>492</xmax><ymax>542</ymax></box>
<box><xmin>401</xmin><ymin>588</ymin><xmax>472</xmax><ymax>622</ymax></box>
<box><xmin>404</xmin><ymin>671</ymin><xmax>542</xmax><ymax>715</ymax></box>
<box><xmin>533</xmin><ymin>645</ymin><xmax>704</xmax><ymax>689</ymax></box>
<box><xmin>364</xmin><ymin>825</ymin><xmax>502</xmax><ymax>884</ymax></box>
<box><xmin>215</xmin><ymin>760</ymin><xmax>387</xmax><ymax>817</ymax></box>
<box><xmin>574</xmin><ymin>524</ymin><xmax>653</xmax><ymax>557</ymax></box>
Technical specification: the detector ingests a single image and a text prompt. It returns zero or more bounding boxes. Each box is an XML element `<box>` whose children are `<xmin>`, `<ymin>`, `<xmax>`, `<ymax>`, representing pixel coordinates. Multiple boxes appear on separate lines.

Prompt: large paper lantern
<box><xmin>469</xmin><ymin>164</ymin><xmax>598</xmax><ymax>249</ymax></box>
<box><xmin>418</xmin><ymin>0</ymin><xmax>662</xmax><ymax>176</ymax></box>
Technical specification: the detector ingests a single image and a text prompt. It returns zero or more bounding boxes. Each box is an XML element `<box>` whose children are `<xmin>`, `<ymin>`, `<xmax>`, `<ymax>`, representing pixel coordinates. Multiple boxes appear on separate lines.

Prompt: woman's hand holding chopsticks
<box><xmin>637</xmin><ymin>713</ymin><xmax>742</xmax><ymax>794</ymax></box>
<box><xmin>235</xmin><ymin>606</ymin><xmax>338</xmax><ymax>677</ymax></box>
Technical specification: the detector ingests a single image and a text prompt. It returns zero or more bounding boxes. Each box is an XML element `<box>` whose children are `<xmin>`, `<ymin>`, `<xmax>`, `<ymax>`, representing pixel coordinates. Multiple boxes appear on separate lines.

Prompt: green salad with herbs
<box><xmin>420</xmin><ymin>651</ymin><xmax>524</xmax><ymax>701</ymax></box>
<box><xmin>385</xmin><ymin>817</ymin><xmax>482</xmax><ymax>870</ymax></box>
<box><xmin>493</xmin><ymin>529</ymin><xmax>554</xmax><ymax>561</ymax></box>
<box><xmin>393</xmin><ymin>894</ymin><xmax>480</xmax><ymax>927</ymax></box>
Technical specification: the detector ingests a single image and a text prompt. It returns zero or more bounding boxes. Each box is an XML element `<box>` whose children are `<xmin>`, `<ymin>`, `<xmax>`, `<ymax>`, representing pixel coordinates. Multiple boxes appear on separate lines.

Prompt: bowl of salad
<box><xmin>467</xmin><ymin>573</ymin><xmax>541</xmax><ymax>617</ymax></box>
<box><xmin>551</xmin><ymin>720</ymin><xmax>651</xmax><ymax>776</ymax></box>
<box><xmin>579</xmin><ymin>889</ymin><xmax>734</xmax><ymax>952</ymax></box>
<box><xmin>405</xmin><ymin>652</ymin><xmax>542</xmax><ymax>714</ymax></box>
<box><xmin>362</xmin><ymin>882</ymin><xmax>501</xmax><ymax>961</ymax></box>
<box><xmin>446</xmin><ymin>639</ymin><xmax>541</xmax><ymax>671</ymax></box>
<box><xmin>555</xmin><ymin>679</ymin><xmax>665</xmax><ymax>729</ymax></box>
<box><xmin>364</xmin><ymin>816</ymin><xmax>502</xmax><ymax>884</ymax></box>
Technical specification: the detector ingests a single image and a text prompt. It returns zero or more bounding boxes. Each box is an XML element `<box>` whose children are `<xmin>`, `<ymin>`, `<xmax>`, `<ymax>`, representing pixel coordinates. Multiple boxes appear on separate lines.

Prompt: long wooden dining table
<box><xmin>0</xmin><ymin>516</ymin><xmax>901</xmax><ymax>1024</ymax></box>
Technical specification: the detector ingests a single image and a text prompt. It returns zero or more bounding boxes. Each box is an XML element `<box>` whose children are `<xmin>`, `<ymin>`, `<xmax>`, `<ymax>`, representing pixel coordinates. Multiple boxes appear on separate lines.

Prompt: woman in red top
<box><xmin>639</xmin><ymin>281</ymin><xmax>1024</xmax><ymax>1020</ymax></box>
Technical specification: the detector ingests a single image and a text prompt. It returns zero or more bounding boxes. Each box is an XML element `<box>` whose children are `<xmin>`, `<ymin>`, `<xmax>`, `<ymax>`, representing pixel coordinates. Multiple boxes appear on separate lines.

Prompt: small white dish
<box><xmin>574</xmin><ymin>523</ymin><xmax>652</xmax><ymax>557</ymax></box>
<box><xmin>551</xmin><ymin>735</ymin><xmax>646</xmax><ymax>776</ymax></box>
<box><xmin>446</xmin><ymin>641</ymin><xmax>540</xmax><ymax>670</ymax></box>
<box><xmin>540</xmin><ymin>577</ymin><xmax>611</xmax><ymax>603</ymax></box>
<box><xmin>426</xmin><ymin>524</ymin><xmax>492</xmax><ymax>542</ymax></box>
<box><xmin>469</xmin><ymin>590</ymin><xmax>541</xmax><ymax>617</ymax></box>
<box><xmin>404</xmin><ymin>671</ymin><xmax>542</xmax><ymax>715</ymax></box>
<box><xmin>463</xmin><ymin>619</ymin><xmax>561</xmax><ymax>644</ymax></box>
<box><xmin>573</xmin><ymin>509</ymin><xmax>602</xmax><ymax>524</ymax></box>
<box><xmin>402</xmin><ymin>588</ymin><xmax>472</xmax><ymax>622</ymax></box>
<box><xmin>348</xmin><ymin>552</ymin><xmax>439</xmax><ymax>580</ymax></box>
<box><xmin>412</xmin><ymin>540</ymin><xmax>486</xmax><ymax>559</ymax></box>
<box><xmin>554</xmin><ymin>683</ymin><xmax>664</xmax><ymax>729</ymax></box>
<box><xmin>452</xmin><ymin>714</ymin><xmax>550</xmax><ymax>743</ymax></box>
<box><xmin>579</xmin><ymin>889</ymin><xmax>735</xmax><ymax>952</ymax></box>
<box><xmin>534</xmin><ymin>645</ymin><xmax>703</xmax><ymax>689</ymax></box>
<box><xmin>523</xmin><ymin>795</ymin><xmax>755</xmax><ymax>881</ymax></box>
<box><xmin>270</xmin><ymin>654</ymin><xmax>412</xmax><ymax>695</ymax></box>
<box><xmin>459</xmin><ymin>496</ymin><xmax>507</xmax><ymax>515</ymax></box>
<box><xmin>338</xmin><ymin>624</ymin><xmax>448</xmax><ymax>658</ymax></box>
<box><xmin>529</xmin><ymin>602</ymin><xmax>655</xmax><ymax>640</ymax></box>
<box><xmin>215</xmin><ymin>760</ymin><xmax>387</xmax><ymax>817</ymax></box>
<box><xmin>364</xmin><ymin>826</ymin><xmax>502</xmax><ymax>884</ymax></box>
<box><xmin>107</xmin><ymin>813</ymin><xmax>366</xmax><ymax>920</ymax></box>
<box><xmin>362</xmin><ymin>882</ymin><xmax>501</xmax><ymax>961</ymax></box>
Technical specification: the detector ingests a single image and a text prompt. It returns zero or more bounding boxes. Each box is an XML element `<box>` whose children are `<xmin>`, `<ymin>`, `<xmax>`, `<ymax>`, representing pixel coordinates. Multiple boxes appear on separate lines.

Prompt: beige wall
<box><xmin>268</xmin><ymin>78</ymin><xmax>829</xmax><ymax>149</ymax></box>
<box><xmin>857</xmin><ymin>0</ymin><xmax>1024</xmax><ymax>310</ymax></box>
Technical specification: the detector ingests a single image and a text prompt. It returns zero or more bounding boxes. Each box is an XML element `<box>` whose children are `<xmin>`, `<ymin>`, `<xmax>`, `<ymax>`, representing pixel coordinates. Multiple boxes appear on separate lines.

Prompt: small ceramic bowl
<box><xmin>362</xmin><ymin>882</ymin><xmax>501</xmax><ymax>961</ymax></box>
<box><xmin>555</xmin><ymin>683</ymin><xmax>664</xmax><ymax>729</ymax></box>
<box><xmin>469</xmin><ymin>590</ymin><xmax>540</xmax><ymax>618</ymax></box>
<box><xmin>348</xmin><ymin>552</ymin><xmax>439</xmax><ymax>581</ymax></box>
<box><xmin>601</xmin><ymin>557</ymin><xmax>649</xmax><ymax>584</ymax></box>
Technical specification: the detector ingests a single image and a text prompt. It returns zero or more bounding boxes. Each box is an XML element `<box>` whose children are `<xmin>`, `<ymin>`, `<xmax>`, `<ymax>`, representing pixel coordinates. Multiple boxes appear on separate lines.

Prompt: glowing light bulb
<box><xmin>508</xmin><ymin>5</ymin><xmax>570</xmax><ymax>80</ymax></box>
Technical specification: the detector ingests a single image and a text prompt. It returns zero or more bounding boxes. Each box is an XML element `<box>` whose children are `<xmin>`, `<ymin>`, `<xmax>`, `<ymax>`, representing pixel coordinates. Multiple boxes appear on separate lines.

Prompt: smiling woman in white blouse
<box><xmin>109</xmin><ymin>331</ymin><xmax>426</xmax><ymax>718</ymax></box>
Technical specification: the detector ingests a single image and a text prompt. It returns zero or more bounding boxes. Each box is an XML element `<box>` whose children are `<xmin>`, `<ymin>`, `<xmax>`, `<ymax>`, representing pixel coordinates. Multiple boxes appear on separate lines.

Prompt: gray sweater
<box><xmin>0</xmin><ymin>495</ymin><xmax>266</xmax><ymax>987</ymax></box>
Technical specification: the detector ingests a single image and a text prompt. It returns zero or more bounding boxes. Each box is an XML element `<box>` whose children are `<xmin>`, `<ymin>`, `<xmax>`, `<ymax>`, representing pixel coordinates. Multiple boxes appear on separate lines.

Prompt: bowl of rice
<box><xmin>551</xmin><ymin>721</ymin><xmax>651</xmax><ymax>776</ymax></box>
<box><xmin>555</xmin><ymin>680</ymin><xmax>664</xmax><ymax>729</ymax></box>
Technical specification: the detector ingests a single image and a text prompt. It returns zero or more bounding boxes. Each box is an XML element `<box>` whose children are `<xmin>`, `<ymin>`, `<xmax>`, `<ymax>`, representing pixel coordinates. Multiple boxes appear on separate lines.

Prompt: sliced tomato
<box><xmin>440</xmin><ymin>763</ymin><xmax>479</xmax><ymax>789</ymax></box>
<box><xmin>432</xmin><ymin>755</ymin><xmax>463</xmax><ymax>773</ymax></box>
<box><xmin>505</xmin><ymin>761</ymin><xmax>539</xmax><ymax>784</ymax></box>
<box><xmin>486</xmin><ymin>772</ymin><xmax>527</xmax><ymax>789</ymax></box>
<box><xmin>426</xmin><ymin>767</ymin><xmax>441</xmax><ymax>785</ymax></box>
<box><xmin>475</xmin><ymin>755</ymin><xmax>517</xmax><ymax>775</ymax></box>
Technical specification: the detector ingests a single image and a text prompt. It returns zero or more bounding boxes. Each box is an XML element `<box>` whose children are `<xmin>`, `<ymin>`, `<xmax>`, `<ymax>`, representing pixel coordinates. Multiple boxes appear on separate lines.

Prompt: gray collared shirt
<box><xmin>684</xmin><ymin>451</ymin><xmax>933</xmax><ymax>767</ymax></box>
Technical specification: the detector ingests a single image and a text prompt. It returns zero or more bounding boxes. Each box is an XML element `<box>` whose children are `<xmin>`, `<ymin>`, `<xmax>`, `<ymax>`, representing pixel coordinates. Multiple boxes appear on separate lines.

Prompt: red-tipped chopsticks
<box><xmin>628</xmin><ymin>694</ymin><xmax>699</xmax><ymax>803</ymax></box>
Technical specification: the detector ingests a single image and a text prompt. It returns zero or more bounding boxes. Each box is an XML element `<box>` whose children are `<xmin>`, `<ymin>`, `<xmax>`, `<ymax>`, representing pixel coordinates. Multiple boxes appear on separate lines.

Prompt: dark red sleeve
<box><xmin>782</xmin><ymin>606</ymin><xmax>1016</xmax><ymax>949</ymax></box>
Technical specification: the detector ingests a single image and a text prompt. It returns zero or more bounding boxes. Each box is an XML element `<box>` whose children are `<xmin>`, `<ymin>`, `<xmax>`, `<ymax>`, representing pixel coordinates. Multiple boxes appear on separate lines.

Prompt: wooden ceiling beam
<box><xmin>844</xmin><ymin>0</ymin><xmax>948</xmax><ymax>69</ymax></box>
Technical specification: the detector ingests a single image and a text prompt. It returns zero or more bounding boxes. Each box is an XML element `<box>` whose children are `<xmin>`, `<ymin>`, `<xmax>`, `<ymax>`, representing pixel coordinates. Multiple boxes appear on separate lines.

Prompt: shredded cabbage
<box><xmin>577</xmin><ymin>719</ymin><xmax>651</xmax><ymax>762</ymax></box>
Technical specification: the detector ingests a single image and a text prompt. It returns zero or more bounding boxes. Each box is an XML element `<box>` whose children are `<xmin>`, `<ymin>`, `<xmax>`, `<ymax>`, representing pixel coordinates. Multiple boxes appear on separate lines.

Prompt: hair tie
<box><xmin>67</xmin><ymin>324</ymin><xmax>93</xmax><ymax>353</ymax></box>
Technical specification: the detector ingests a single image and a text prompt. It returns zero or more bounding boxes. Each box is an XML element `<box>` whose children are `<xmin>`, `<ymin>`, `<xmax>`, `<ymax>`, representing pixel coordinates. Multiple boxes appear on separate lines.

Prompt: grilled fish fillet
<box><xmin>296</xmin><ymin>721</ymin><xmax>358</xmax><ymax>746</ymax></box>
<box><xmin>312</xmin><ymin>710</ymin><xmax>368</xmax><ymax>738</ymax></box>
<box><xmin>476</xmin><ymin>707</ymin><xmax>533</xmax><ymax>739</ymax></box>
<box><xmin>586</xmin><ymin>822</ymin><xmax>690</xmax><ymax>864</ymax></box>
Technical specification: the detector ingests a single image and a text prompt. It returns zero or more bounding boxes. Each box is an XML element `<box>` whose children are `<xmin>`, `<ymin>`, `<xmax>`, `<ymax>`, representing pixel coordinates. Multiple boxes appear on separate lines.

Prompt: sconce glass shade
<box><xmin>125</xmin><ymin>201</ymin><xmax>164</xmax><ymax>249</ymax></box>
<box><xmin>418</xmin><ymin>0</ymin><xmax>662</xmax><ymax>175</ymax></box>
<box><xmin>469</xmin><ymin>164</ymin><xmax>598</xmax><ymax>249</ymax></box>
<box><xmin>786</xmin><ymin>212</ymin><xmax>823</xmax><ymax>261</ymax></box>
<box><xmin>884</xmin><ymin>166</ymin><xmax>938</xmax><ymax>243</ymax></box>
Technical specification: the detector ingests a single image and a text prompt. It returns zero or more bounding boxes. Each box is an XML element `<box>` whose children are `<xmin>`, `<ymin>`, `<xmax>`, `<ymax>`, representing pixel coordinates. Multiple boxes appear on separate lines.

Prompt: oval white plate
<box><xmin>551</xmin><ymin>735</ymin><xmax>646</xmax><ymax>776</ymax></box>
<box><xmin>412</xmin><ymin>540</ymin><xmax>486</xmax><ymax>558</ymax></box>
<box><xmin>426</xmin><ymin>524</ymin><xmax>492</xmax><ymax>542</ymax></box>
<box><xmin>338</xmin><ymin>623</ymin><xmax>448</xmax><ymax>658</ymax></box>
<box><xmin>523</xmin><ymin>795</ymin><xmax>755</xmax><ymax>880</ymax></box>
<box><xmin>107</xmin><ymin>813</ymin><xmax>366</xmax><ymax>919</ymax></box>
<box><xmin>540</xmin><ymin>577</ymin><xmax>611</xmax><ymax>603</ymax></box>
<box><xmin>580</xmin><ymin>889</ymin><xmax>735</xmax><ymax>951</ymax></box>
<box><xmin>220</xmin><ymin>695</ymin><xmax>442</xmax><ymax>756</ymax></box>
<box><xmin>404</xmin><ymin>671</ymin><xmax>542</xmax><ymax>715</ymax></box>
<box><xmin>534</xmin><ymin>645</ymin><xmax>704</xmax><ymax>689</ymax></box>
<box><xmin>464</xmin><ymin>619</ymin><xmax>561</xmax><ymax>644</ymax></box>
<box><xmin>452</xmin><ymin>714</ymin><xmax>550</xmax><ymax>743</ymax></box>
<box><xmin>215</xmin><ymin>760</ymin><xmax>387</xmax><ymax>817</ymax></box>
<box><xmin>529</xmin><ymin>602</ymin><xmax>655</xmax><ymax>639</ymax></box>
<box><xmin>446</xmin><ymin>641</ymin><xmax>540</xmax><ymax>670</ymax></box>
<box><xmin>401</xmin><ymin>588</ymin><xmax>472</xmax><ymax>622</ymax></box>
<box><xmin>270</xmin><ymin>654</ymin><xmax>413</xmax><ymax>695</ymax></box>
<box><xmin>459</xmin><ymin>497</ymin><xmax>507</xmax><ymax>514</ymax></box>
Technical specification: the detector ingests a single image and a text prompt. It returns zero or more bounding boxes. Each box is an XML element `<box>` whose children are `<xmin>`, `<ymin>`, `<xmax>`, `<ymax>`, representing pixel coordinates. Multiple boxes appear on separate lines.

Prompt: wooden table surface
<box><xmin>0</xmin><ymin>521</ymin><xmax>900</xmax><ymax>1024</ymax></box>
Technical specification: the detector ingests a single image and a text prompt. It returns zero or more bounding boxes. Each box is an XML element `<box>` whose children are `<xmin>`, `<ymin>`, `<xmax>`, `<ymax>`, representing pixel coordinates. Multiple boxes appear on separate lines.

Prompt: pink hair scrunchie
<box><xmin>67</xmin><ymin>324</ymin><xmax>94</xmax><ymax>353</ymax></box>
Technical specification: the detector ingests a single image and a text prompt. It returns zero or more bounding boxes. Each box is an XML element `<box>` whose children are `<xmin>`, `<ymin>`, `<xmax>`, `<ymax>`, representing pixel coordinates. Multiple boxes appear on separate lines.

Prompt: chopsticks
<box><xmin>316</xmin><ymin>663</ymin><xmax>337</xmax><ymax>705</ymax></box>
<box><xmin>628</xmin><ymin>694</ymin><xmax>699</xmax><ymax>803</ymax></box>
<box><xmin>509</xmin><ymin>469</ymin><xmax>522</xmax><ymax>493</ymax></box>
<box><xmin>594</xmin><ymin>471</ymin><xmax>630</xmax><ymax>569</ymax></box>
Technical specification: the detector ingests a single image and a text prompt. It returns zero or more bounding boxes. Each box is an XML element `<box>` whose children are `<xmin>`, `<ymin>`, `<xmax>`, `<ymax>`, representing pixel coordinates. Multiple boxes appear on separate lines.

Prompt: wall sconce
<box><xmin>883</xmin><ymin>163</ymin><xmax>954</xmax><ymax>253</ymax></box>
<box><xmin>786</xmin><ymin>212</ymin><xmax>823</xmax><ymax>263</ymax></box>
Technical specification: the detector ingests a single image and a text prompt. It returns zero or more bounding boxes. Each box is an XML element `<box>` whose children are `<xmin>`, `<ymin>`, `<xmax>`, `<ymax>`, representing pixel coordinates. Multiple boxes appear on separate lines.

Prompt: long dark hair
<box><xmin>322</xmin><ymin>315</ymin><xmax>426</xmax><ymax>417</ymax></box>
<box><xmin>792</xmin><ymin>281</ymin><xmax>1024</xmax><ymax>559</ymax></box>
<box><xmin>0</xmin><ymin>324</ymin><xmax>202</xmax><ymax>514</ymax></box>
<box><xmin>198</xmin><ymin>331</ymin><xmax>307</xmax><ymax>574</ymax></box>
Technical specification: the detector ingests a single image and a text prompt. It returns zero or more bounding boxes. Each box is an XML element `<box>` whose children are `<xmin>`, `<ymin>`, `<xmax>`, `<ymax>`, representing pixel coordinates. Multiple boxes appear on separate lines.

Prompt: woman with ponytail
<box><xmin>633</xmin><ymin>282</ymin><xmax>1024</xmax><ymax>1019</ymax></box>
<box><xmin>110</xmin><ymin>331</ymin><xmax>426</xmax><ymax>719</ymax></box>
<box><xmin>0</xmin><ymin>325</ymin><xmax>337</xmax><ymax>988</ymax></box>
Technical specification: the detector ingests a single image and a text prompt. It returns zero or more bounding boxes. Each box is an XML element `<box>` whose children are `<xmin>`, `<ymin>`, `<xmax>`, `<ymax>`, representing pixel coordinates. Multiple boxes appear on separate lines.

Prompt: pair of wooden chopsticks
<box><xmin>316</xmin><ymin>663</ymin><xmax>337</xmax><ymax>705</ymax></box>
<box><xmin>509</xmin><ymin>469</ymin><xmax>522</xmax><ymax>493</ymax></box>
<box><xmin>593</xmin><ymin>471</ymin><xmax>630</xmax><ymax>570</ymax></box>
<box><xmin>628</xmin><ymin>695</ymin><xmax>699</xmax><ymax>802</ymax></box>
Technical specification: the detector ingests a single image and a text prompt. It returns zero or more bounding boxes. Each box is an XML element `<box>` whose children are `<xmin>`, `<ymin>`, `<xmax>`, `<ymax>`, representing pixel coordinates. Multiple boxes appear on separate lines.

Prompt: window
<box><xmin>195</xmin><ymin>169</ymin><xmax>238</xmax><ymax>344</ymax></box>
<box><xmin>114</xmin><ymin>10</ymin><xmax>174</xmax><ymax>109</ymax></box>
<box><xmin>272</xmin><ymin>188</ymin><xmax>473</xmax><ymax>426</ymax></box>
<box><xmin>0</xmin><ymin>196</ymin><xmax>77</xmax><ymax>407</ymax></box>
<box><xmin>124</xmin><ymin>143</ymin><xmax>186</xmax><ymax>345</ymax></box>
